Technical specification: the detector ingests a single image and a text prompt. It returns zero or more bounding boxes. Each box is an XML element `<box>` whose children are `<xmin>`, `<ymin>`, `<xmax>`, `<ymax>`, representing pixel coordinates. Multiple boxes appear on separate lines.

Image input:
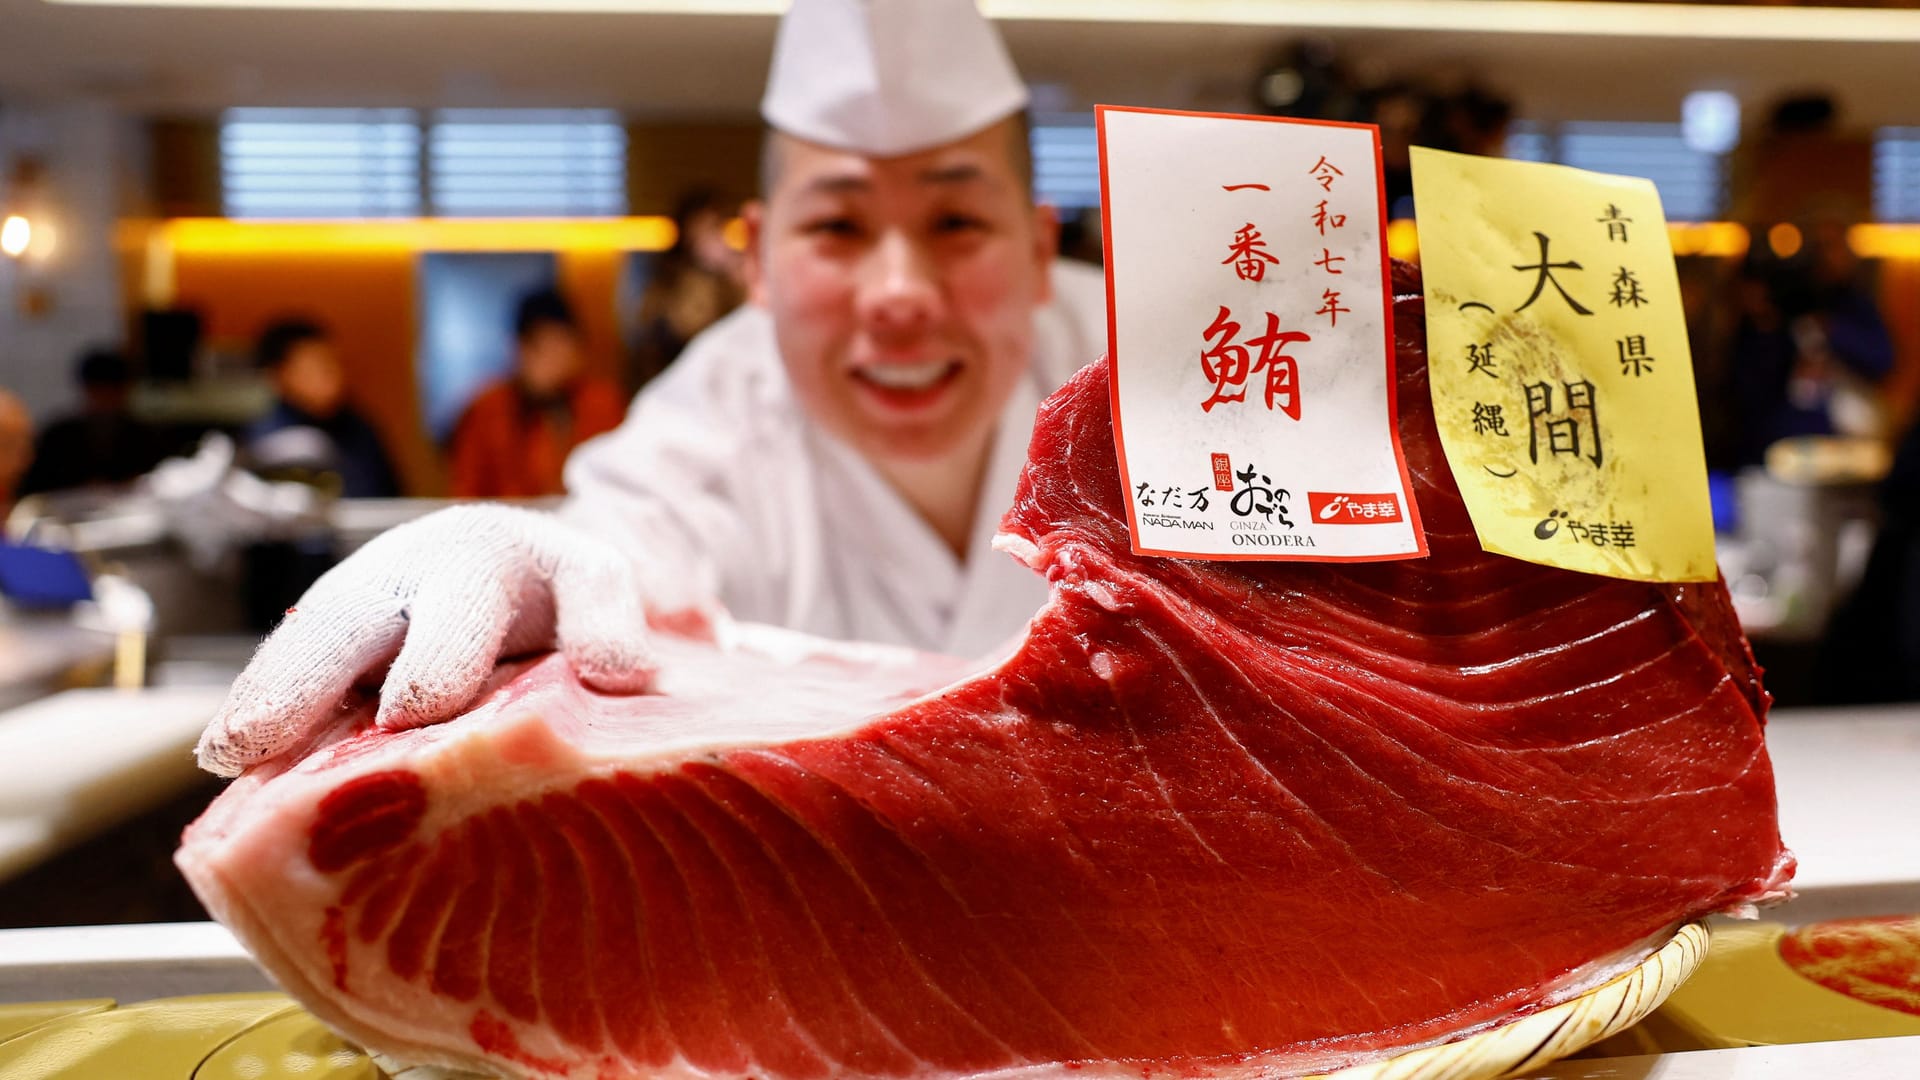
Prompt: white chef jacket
<box><xmin>561</xmin><ymin>259</ymin><xmax>1107</xmax><ymax>658</ymax></box>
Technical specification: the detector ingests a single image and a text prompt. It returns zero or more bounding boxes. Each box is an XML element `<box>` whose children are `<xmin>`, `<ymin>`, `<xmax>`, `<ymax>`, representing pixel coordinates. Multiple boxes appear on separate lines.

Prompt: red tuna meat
<box><xmin>177</xmin><ymin>261</ymin><xmax>1793</xmax><ymax>1079</ymax></box>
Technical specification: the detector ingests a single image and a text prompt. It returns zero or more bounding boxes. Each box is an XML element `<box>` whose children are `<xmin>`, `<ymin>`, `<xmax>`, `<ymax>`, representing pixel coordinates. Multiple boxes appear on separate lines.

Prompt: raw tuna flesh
<box><xmin>178</xmin><ymin>261</ymin><xmax>1793</xmax><ymax>1079</ymax></box>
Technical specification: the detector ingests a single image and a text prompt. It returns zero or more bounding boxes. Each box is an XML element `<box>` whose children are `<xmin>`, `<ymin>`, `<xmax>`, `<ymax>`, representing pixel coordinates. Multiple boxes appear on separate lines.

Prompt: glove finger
<box><xmin>374</xmin><ymin>561</ymin><xmax>519</xmax><ymax>731</ymax></box>
<box><xmin>552</xmin><ymin>544</ymin><xmax>656</xmax><ymax>694</ymax></box>
<box><xmin>196</xmin><ymin>586</ymin><xmax>409</xmax><ymax>777</ymax></box>
<box><xmin>498</xmin><ymin>578</ymin><xmax>558</xmax><ymax>660</ymax></box>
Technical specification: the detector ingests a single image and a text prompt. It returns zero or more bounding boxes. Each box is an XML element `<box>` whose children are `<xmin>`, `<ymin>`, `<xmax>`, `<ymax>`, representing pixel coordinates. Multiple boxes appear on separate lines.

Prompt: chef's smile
<box><xmin>849</xmin><ymin>357</ymin><xmax>966</xmax><ymax>413</ymax></box>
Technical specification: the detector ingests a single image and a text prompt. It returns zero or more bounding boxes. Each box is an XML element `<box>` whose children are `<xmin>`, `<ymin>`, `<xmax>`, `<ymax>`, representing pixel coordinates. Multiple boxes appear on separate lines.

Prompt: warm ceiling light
<box><xmin>1849</xmin><ymin>224</ymin><xmax>1920</xmax><ymax>259</ymax></box>
<box><xmin>1768</xmin><ymin>223</ymin><xmax>1803</xmax><ymax>258</ymax></box>
<box><xmin>0</xmin><ymin>216</ymin><xmax>30</xmax><ymax>259</ymax></box>
<box><xmin>151</xmin><ymin>216</ymin><xmax>678</xmax><ymax>254</ymax></box>
<box><xmin>1672</xmin><ymin>222</ymin><xmax>1749</xmax><ymax>258</ymax></box>
<box><xmin>33</xmin><ymin>0</ymin><xmax>1920</xmax><ymax>44</ymax></box>
<box><xmin>1385</xmin><ymin>219</ymin><xmax>1420</xmax><ymax>263</ymax></box>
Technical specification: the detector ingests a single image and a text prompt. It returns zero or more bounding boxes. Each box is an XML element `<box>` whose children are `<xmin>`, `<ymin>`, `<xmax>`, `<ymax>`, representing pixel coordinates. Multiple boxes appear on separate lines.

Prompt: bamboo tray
<box><xmin>0</xmin><ymin>923</ymin><xmax>1709</xmax><ymax>1079</ymax></box>
<box><xmin>1316</xmin><ymin>921</ymin><xmax>1711</xmax><ymax>1080</ymax></box>
<box><xmin>385</xmin><ymin>922</ymin><xmax>1711</xmax><ymax>1080</ymax></box>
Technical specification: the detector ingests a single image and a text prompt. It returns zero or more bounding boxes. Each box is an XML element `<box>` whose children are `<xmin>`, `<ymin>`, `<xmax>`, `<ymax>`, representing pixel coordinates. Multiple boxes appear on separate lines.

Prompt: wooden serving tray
<box><xmin>0</xmin><ymin>923</ymin><xmax>1709</xmax><ymax>1080</ymax></box>
<box><xmin>1316</xmin><ymin>922</ymin><xmax>1711</xmax><ymax>1080</ymax></box>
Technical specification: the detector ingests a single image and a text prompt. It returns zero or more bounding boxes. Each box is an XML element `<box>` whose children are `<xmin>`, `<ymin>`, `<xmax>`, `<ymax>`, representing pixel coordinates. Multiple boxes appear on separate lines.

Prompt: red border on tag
<box><xmin>1097</xmin><ymin>104</ymin><xmax>1428</xmax><ymax>563</ymax></box>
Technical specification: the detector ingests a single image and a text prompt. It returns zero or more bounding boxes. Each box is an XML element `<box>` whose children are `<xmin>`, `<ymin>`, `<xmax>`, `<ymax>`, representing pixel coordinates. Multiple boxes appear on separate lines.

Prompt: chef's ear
<box><xmin>1030</xmin><ymin>201</ymin><xmax>1059</xmax><ymax>305</ymax></box>
<box><xmin>742</xmin><ymin>200</ymin><xmax>769</xmax><ymax>306</ymax></box>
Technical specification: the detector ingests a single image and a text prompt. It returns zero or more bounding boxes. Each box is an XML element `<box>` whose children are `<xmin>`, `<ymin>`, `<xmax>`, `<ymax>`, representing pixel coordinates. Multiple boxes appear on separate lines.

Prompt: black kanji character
<box><xmin>1512</xmin><ymin>231</ymin><xmax>1593</xmax><ymax>316</ymax></box>
<box><xmin>1617</xmin><ymin>335</ymin><xmax>1654</xmax><ymax>376</ymax></box>
<box><xmin>1598</xmin><ymin>204</ymin><xmax>1631</xmax><ymax>243</ymax></box>
<box><xmin>1523</xmin><ymin>378</ymin><xmax>1603</xmax><ymax>468</ymax></box>
<box><xmin>1610</xmin><ymin>267</ymin><xmax>1649</xmax><ymax>309</ymax></box>
<box><xmin>1468</xmin><ymin>342</ymin><xmax>1498</xmax><ymax>378</ymax></box>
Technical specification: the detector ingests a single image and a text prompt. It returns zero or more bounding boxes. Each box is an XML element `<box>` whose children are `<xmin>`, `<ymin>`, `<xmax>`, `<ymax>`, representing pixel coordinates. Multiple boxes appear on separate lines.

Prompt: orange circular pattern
<box><xmin>1778</xmin><ymin>915</ymin><xmax>1920</xmax><ymax>1018</ymax></box>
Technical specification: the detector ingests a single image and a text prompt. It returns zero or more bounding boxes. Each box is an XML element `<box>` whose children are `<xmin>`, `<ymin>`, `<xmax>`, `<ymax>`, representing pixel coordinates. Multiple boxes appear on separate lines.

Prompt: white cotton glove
<box><xmin>196</xmin><ymin>504</ymin><xmax>656</xmax><ymax>777</ymax></box>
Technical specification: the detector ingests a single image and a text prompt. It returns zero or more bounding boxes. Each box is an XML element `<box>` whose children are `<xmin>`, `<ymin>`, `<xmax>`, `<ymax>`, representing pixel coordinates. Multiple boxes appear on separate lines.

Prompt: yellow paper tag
<box><xmin>1409</xmin><ymin>147</ymin><xmax>1716</xmax><ymax>583</ymax></box>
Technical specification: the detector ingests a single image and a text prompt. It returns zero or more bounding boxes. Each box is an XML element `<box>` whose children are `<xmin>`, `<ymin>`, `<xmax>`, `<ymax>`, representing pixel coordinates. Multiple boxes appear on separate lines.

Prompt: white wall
<box><xmin>0</xmin><ymin>100</ymin><xmax>146</xmax><ymax>423</ymax></box>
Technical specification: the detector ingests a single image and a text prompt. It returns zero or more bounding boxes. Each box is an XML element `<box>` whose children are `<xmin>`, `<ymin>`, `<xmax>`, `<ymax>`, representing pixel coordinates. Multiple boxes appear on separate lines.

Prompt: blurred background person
<box><xmin>18</xmin><ymin>348</ymin><xmax>166</xmax><ymax>496</ymax></box>
<box><xmin>1727</xmin><ymin>219</ymin><xmax>1895</xmax><ymax>466</ymax></box>
<box><xmin>627</xmin><ymin>187</ymin><xmax>747</xmax><ymax>392</ymax></box>
<box><xmin>0</xmin><ymin>390</ymin><xmax>32</xmax><ymax>520</ymax></box>
<box><xmin>1368</xmin><ymin>81</ymin><xmax>1427</xmax><ymax>215</ymax></box>
<box><xmin>449</xmin><ymin>288</ymin><xmax>626</xmax><ymax>498</ymax></box>
<box><xmin>1819</xmin><ymin>415</ymin><xmax>1920</xmax><ymax>704</ymax></box>
<box><xmin>244</xmin><ymin>317</ymin><xmax>400</xmax><ymax>499</ymax></box>
<box><xmin>1428</xmin><ymin>84</ymin><xmax>1515</xmax><ymax>160</ymax></box>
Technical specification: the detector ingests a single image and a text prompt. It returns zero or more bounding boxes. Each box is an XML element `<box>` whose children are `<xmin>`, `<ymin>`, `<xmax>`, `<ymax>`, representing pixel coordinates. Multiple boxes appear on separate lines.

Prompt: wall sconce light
<box><xmin>0</xmin><ymin>215</ymin><xmax>31</xmax><ymax>259</ymax></box>
<box><xmin>3</xmin><ymin>157</ymin><xmax>51</xmax><ymax>262</ymax></box>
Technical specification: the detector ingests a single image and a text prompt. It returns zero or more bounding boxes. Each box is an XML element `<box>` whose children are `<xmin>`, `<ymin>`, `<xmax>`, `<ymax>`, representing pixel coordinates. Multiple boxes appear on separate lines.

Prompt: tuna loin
<box><xmin>178</xmin><ymin>262</ymin><xmax>1793</xmax><ymax>1079</ymax></box>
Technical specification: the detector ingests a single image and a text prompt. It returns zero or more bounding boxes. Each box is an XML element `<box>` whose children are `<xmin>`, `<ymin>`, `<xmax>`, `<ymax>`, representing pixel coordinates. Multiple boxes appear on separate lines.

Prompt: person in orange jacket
<box><xmin>0</xmin><ymin>389</ymin><xmax>31</xmax><ymax>518</ymax></box>
<box><xmin>447</xmin><ymin>289</ymin><xmax>627</xmax><ymax>499</ymax></box>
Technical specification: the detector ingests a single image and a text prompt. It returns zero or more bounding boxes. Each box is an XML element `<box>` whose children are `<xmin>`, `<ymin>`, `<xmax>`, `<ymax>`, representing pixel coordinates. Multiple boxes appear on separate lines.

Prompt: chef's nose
<box><xmin>856</xmin><ymin>229</ymin><xmax>940</xmax><ymax>340</ymax></box>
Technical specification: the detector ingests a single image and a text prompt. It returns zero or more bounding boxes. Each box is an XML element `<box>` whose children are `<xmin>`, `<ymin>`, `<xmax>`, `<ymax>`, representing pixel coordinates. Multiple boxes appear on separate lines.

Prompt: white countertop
<box><xmin>0</xmin><ymin>619</ymin><xmax>115</xmax><ymax>710</ymax></box>
<box><xmin>0</xmin><ymin>920</ymin><xmax>268</xmax><ymax>1003</ymax></box>
<box><xmin>0</xmin><ymin>919</ymin><xmax>247</xmax><ymax>967</ymax></box>
<box><xmin>0</xmin><ymin>684</ymin><xmax>229</xmax><ymax>884</ymax></box>
<box><xmin>1762</xmin><ymin>705</ymin><xmax>1920</xmax><ymax>901</ymax></box>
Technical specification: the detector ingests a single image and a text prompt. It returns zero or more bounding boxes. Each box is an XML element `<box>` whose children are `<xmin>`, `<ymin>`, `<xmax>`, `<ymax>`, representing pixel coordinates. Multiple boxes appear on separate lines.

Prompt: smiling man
<box><xmin>195</xmin><ymin>0</ymin><xmax>1105</xmax><ymax>775</ymax></box>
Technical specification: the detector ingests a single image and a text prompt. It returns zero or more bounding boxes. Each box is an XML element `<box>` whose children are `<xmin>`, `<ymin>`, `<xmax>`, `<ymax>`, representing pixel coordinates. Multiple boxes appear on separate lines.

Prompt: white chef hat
<box><xmin>761</xmin><ymin>0</ymin><xmax>1029</xmax><ymax>158</ymax></box>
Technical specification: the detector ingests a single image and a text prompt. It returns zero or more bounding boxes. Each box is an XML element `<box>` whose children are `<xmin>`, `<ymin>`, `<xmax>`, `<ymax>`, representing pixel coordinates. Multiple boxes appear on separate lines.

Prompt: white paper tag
<box><xmin>1098</xmin><ymin>106</ymin><xmax>1425</xmax><ymax>562</ymax></box>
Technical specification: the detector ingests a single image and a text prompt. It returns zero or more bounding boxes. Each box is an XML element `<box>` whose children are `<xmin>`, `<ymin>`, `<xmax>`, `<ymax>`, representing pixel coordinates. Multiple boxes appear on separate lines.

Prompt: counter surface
<box><xmin>0</xmin><ymin>684</ymin><xmax>229</xmax><ymax>885</ymax></box>
<box><xmin>0</xmin><ymin>619</ymin><xmax>115</xmax><ymax>712</ymax></box>
<box><xmin>1763</xmin><ymin>705</ymin><xmax>1920</xmax><ymax>897</ymax></box>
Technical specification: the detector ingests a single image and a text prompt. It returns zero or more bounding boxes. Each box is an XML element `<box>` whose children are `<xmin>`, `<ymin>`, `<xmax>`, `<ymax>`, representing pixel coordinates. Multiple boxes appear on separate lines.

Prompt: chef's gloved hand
<box><xmin>196</xmin><ymin>505</ymin><xmax>656</xmax><ymax>777</ymax></box>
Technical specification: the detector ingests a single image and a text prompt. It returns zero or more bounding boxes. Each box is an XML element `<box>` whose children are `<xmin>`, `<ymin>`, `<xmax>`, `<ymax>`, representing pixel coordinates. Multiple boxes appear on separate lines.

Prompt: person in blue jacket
<box><xmin>1729</xmin><ymin>221</ymin><xmax>1895</xmax><ymax>465</ymax></box>
<box><xmin>243</xmin><ymin>318</ymin><xmax>400</xmax><ymax>500</ymax></box>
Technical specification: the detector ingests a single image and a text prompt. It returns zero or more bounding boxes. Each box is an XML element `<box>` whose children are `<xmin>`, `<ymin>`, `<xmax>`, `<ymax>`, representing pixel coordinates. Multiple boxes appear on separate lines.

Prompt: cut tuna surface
<box><xmin>178</xmin><ymin>262</ymin><xmax>1793</xmax><ymax>1080</ymax></box>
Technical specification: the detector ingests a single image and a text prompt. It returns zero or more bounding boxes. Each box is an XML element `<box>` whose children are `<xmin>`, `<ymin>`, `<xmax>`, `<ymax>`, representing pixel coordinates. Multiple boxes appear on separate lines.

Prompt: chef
<box><xmin>195</xmin><ymin>0</ymin><xmax>1106</xmax><ymax>776</ymax></box>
